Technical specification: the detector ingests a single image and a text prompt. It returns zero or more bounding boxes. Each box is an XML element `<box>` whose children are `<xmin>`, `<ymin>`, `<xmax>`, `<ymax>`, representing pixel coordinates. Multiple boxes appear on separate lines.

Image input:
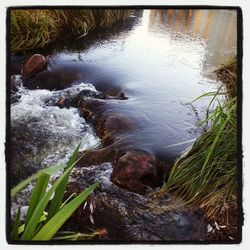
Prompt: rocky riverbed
<box><xmin>10</xmin><ymin>70</ymin><xmax>208</xmax><ymax>241</ymax></box>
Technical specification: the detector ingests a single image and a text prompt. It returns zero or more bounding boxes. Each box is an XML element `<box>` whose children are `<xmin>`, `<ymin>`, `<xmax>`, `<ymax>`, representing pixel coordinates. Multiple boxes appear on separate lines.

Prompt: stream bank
<box><xmin>8</xmin><ymin>9</ymin><xmax>238</xmax><ymax>242</ymax></box>
<box><xmin>10</xmin><ymin>9</ymin><xmax>133</xmax><ymax>52</ymax></box>
<box><xmin>10</xmin><ymin>81</ymin><xmax>208</xmax><ymax>241</ymax></box>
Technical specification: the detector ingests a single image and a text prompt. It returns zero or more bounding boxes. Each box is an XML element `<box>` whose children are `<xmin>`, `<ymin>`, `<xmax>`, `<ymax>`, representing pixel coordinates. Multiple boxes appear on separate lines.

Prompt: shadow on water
<box><xmin>10</xmin><ymin>8</ymin><xmax>237</xmax><ymax>173</ymax></box>
<box><xmin>9</xmin><ymin>9</ymin><xmax>237</xmax><ymax>241</ymax></box>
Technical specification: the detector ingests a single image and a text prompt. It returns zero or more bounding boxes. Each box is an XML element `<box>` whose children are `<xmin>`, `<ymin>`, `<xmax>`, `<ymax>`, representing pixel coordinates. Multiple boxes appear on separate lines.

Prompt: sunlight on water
<box><xmin>39</xmin><ymin>9</ymin><xmax>237</xmax><ymax>159</ymax></box>
<box><xmin>10</xmin><ymin>9</ymin><xmax>238</xmax><ymax>221</ymax></box>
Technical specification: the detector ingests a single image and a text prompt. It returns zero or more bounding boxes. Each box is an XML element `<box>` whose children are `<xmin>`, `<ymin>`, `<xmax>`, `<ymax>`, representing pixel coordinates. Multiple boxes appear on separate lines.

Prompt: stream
<box><xmin>9</xmin><ymin>9</ymin><xmax>237</xmax><ymax>241</ymax></box>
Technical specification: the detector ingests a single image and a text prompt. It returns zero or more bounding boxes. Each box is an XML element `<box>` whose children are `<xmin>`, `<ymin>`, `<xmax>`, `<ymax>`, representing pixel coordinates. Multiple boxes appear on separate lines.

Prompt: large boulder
<box><xmin>66</xmin><ymin>163</ymin><xmax>208</xmax><ymax>241</ymax></box>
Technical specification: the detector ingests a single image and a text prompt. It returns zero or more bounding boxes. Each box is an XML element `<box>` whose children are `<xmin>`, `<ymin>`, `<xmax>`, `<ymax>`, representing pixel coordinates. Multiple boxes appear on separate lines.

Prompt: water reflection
<box><xmin>147</xmin><ymin>9</ymin><xmax>237</xmax><ymax>70</ymax></box>
<box><xmin>11</xmin><ymin>9</ymin><xmax>238</xmax><ymax>161</ymax></box>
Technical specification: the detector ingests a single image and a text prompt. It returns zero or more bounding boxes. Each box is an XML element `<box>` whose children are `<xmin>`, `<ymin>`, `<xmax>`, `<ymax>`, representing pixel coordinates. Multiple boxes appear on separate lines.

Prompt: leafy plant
<box><xmin>11</xmin><ymin>143</ymin><xmax>100</xmax><ymax>241</ymax></box>
<box><xmin>162</xmin><ymin>60</ymin><xmax>238</xmax><ymax>220</ymax></box>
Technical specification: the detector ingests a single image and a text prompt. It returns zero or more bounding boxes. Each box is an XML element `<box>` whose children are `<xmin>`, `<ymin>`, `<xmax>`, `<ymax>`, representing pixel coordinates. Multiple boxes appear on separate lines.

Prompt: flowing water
<box><xmin>10</xmin><ymin>81</ymin><xmax>102</xmax><ymax>183</ymax></box>
<box><xmin>11</xmin><ymin>9</ymin><xmax>236</xmax><ymax>161</ymax></box>
<box><xmin>9</xmin><ymin>9</ymin><xmax>237</xmax><ymax>236</ymax></box>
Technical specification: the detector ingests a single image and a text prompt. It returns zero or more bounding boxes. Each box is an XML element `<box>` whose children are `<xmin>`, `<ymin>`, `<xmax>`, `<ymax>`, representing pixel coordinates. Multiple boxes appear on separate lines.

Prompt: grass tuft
<box><xmin>10</xmin><ymin>9</ymin><xmax>132</xmax><ymax>52</ymax></box>
<box><xmin>162</xmin><ymin>59</ymin><xmax>238</xmax><ymax>222</ymax></box>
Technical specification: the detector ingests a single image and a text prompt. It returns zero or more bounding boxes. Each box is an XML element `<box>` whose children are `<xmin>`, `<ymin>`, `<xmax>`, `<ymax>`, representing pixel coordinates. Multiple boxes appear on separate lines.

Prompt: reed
<box><xmin>11</xmin><ymin>144</ymin><xmax>100</xmax><ymax>241</ymax></box>
<box><xmin>162</xmin><ymin>60</ymin><xmax>238</xmax><ymax>221</ymax></box>
<box><xmin>10</xmin><ymin>9</ymin><xmax>132</xmax><ymax>52</ymax></box>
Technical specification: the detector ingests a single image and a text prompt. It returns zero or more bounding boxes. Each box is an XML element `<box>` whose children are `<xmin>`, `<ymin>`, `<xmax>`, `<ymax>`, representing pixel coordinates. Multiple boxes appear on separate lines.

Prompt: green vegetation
<box><xmin>162</xmin><ymin>60</ymin><xmax>238</xmax><ymax>220</ymax></box>
<box><xmin>10</xmin><ymin>9</ymin><xmax>132</xmax><ymax>52</ymax></box>
<box><xmin>11</xmin><ymin>144</ymin><xmax>100</xmax><ymax>241</ymax></box>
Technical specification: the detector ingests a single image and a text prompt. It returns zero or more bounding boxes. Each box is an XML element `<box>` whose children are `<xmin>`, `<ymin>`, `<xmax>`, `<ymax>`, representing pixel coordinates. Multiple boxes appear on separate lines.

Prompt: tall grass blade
<box><xmin>164</xmin><ymin>138</ymin><xmax>196</xmax><ymax>149</ymax></box>
<box><xmin>162</xmin><ymin>59</ymin><xmax>237</xmax><ymax>220</ymax></box>
<box><xmin>65</xmin><ymin>143</ymin><xmax>81</xmax><ymax>171</ymax></box>
<box><xmin>46</xmin><ymin>143</ymin><xmax>81</xmax><ymax>221</ymax></box>
<box><xmin>11</xmin><ymin>163</ymin><xmax>65</xmax><ymax>197</ymax></box>
<box><xmin>32</xmin><ymin>182</ymin><xmax>100</xmax><ymax>241</ymax></box>
<box><xmin>18</xmin><ymin>212</ymin><xmax>48</xmax><ymax>236</ymax></box>
<box><xmin>200</xmin><ymin>102</ymin><xmax>236</xmax><ymax>177</ymax></box>
<box><xmin>11</xmin><ymin>174</ymin><xmax>38</xmax><ymax>198</ymax></box>
<box><xmin>25</xmin><ymin>172</ymin><xmax>50</xmax><ymax>226</ymax></box>
<box><xmin>42</xmin><ymin>163</ymin><xmax>66</xmax><ymax>175</ymax></box>
<box><xmin>11</xmin><ymin>9</ymin><xmax>132</xmax><ymax>52</ymax></box>
<box><xmin>21</xmin><ymin>163</ymin><xmax>76</xmax><ymax>240</ymax></box>
<box><xmin>191</xmin><ymin>90</ymin><xmax>222</xmax><ymax>103</ymax></box>
<box><xmin>11</xmin><ymin>206</ymin><xmax>21</xmax><ymax>240</ymax></box>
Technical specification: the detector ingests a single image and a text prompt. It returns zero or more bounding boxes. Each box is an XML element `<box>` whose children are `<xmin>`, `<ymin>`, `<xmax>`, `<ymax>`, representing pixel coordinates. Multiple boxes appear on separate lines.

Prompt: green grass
<box><xmin>11</xmin><ymin>143</ymin><xmax>100</xmax><ymax>241</ymax></box>
<box><xmin>161</xmin><ymin>60</ymin><xmax>238</xmax><ymax>220</ymax></box>
<box><xmin>10</xmin><ymin>9</ymin><xmax>132</xmax><ymax>52</ymax></box>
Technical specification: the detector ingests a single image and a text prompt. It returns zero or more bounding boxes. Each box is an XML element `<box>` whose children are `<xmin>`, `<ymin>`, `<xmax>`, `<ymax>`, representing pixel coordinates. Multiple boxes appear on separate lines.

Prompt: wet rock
<box><xmin>10</xmin><ymin>75</ymin><xmax>21</xmax><ymax>92</ymax></box>
<box><xmin>36</xmin><ymin>85</ymin><xmax>166</xmax><ymax>194</ymax></box>
<box><xmin>80</xmin><ymin>99</ymin><xmax>134</xmax><ymax>145</ymax></box>
<box><xmin>22</xmin><ymin>62</ymin><xmax>95</xmax><ymax>90</ymax></box>
<box><xmin>10</xmin><ymin>84</ymin><xmax>100</xmax><ymax>186</ymax></box>
<box><xmin>80</xmin><ymin>147</ymin><xmax>164</xmax><ymax>194</ymax></box>
<box><xmin>54</xmin><ymin>88</ymin><xmax>108</xmax><ymax>108</ymax></box>
<box><xmin>78</xmin><ymin>98</ymin><xmax>167</xmax><ymax>194</ymax></box>
<box><xmin>118</xmin><ymin>92</ymin><xmax>128</xmax><ymax>100</ymax></box>
<box><xmin>10</xmin><ymin>75</ymin><xmax>23</xmax><ymax>103</ymax></box>
<box><xmin>111</xmin><ymin>151</ymin><xmax>163</xmax><ymax>193</ymax></box>
<box><xmin>21</xmin><ymin>54</ymin><xmax>47</xmax><ymax>80</ymax></box>
<box><xmin>42</xmin><ymin>83</ymin><xmax>108</xmax><ymax>109</ymax></box>
<box><xmin>67</xmin><ymin>163</ymin><xmax>207</xmax><ymax>241</ymax></box>
<box><xmin>49</xmin><ymin>88</ymin><xmax>126</xmax><ymax>109</ymax></box>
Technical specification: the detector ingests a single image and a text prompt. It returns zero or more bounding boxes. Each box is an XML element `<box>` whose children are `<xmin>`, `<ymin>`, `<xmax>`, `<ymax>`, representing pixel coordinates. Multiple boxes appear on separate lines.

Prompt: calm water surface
<box><xmin>11</xmin><ymin>9</ymin><xmax>237</xmax><ymax>162</ymax></box>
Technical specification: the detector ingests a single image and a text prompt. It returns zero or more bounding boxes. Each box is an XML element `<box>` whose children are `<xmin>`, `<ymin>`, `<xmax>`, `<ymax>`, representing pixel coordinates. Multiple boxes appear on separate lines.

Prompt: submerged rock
<box><xmin>111</xmin><ymin>151</ymin><xmax>163</xmax><ymax>193</ymax></box>
<box><xmin>67</xmin><ymin>163</ymin><xmax>207</xmax><ymax>241</ymax></box>
<box><xmin>77</xmin><ymin>98</ymin><xmax>167</xmax><ymax>194</ymax></box>
<box><xmin>45</xmin><ymin>86</ymin><xmax>164</xmax><ymax>194</ymax></box>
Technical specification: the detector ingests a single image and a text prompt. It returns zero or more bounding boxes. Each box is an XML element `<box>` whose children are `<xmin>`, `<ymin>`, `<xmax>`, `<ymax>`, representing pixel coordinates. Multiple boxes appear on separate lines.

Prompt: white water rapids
<box><xmin>10</xmin><ymin>77</ymin><xmax>101</xmax><ymax>220</ymax></box>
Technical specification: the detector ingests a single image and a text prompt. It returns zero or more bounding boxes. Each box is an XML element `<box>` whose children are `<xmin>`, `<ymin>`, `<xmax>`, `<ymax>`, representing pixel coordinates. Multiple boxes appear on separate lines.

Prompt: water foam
<box><xmin>11</xmin><ymin>82</ymin><xmax>101</xmax><ymax>155</ymax></box>
<box><xmin>10</xmin><ymin>80</ymin><xmax>101</xmax><ymax>220</ymax></box>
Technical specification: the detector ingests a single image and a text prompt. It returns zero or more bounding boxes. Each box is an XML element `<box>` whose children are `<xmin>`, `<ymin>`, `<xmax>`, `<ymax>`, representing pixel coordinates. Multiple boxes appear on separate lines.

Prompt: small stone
<box><xmin>89</xmin><ymin>214</ymin><xmax>94</xmax><ymax>224</ymax></box>
<box><xmin>21</xmin><ymin>54</ymin><xmax>47</xmax><ymax>79</ymax></box>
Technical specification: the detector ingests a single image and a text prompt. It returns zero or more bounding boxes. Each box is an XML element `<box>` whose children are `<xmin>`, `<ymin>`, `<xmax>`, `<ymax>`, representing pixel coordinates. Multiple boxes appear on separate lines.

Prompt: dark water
<box><xmin>10</xmin><ymin>9</ymin><xmax>237</xmax><ymax>235</ymax></box>
<box><xmin>11</xmin><ymin>9</ymin><xmax>237</xmax><ymax>163</ymax></box>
